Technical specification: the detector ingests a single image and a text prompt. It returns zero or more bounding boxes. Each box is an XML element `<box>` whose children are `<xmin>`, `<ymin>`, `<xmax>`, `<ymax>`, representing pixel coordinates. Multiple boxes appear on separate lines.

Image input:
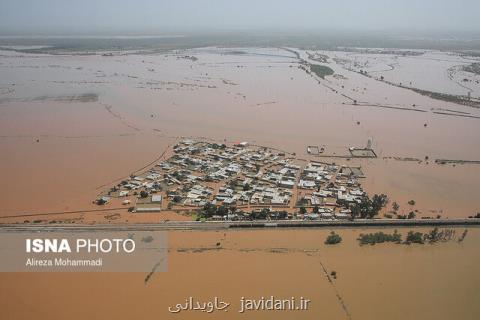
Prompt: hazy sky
<box><xmin>0</xmin><ymin>0</ymin><xmax>479</xmax><ymax>34</ymax></box>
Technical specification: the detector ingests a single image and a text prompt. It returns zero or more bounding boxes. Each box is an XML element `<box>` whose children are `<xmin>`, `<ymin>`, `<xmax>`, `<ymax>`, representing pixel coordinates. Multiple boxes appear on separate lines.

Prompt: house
<box><xmin>146</xmin><ymin>173</ymin><xmax>161</xmax><ymax>180</ymax></box>
<box><xmin>298</xmin><ymin>180</ymin><xmax>316</xmax><ymax>189</ymax></box>
<box><xmin>278</xmin><ymin>180</ymin><xmax>295</xmax><ymax>189</ymax></box>
<box><xmin>135</xmin><ymin>207</ymin><xmax>161</xmax><ymax>213</ymax></box>
<box><xmin>237</xmin><ymin>141</ymin><xmax>249</xmax><ymax>147</ymax></box>
<box><xmin>335</xmin><ymin>212</ymin><xmax>350</xmax><ymax>219</ymax></box>
<box><xmin>151</xmin><ymin>195</ymin><xmax>163</xmax><ymax>203</ymax></box>
<box><xmin>223</xmin><ymin>197</ymin><xmax>235</xmax><ymax>205</ymax></box>
<box><xmin>321</xmin><ymin>212</ymin><xmax>333</xmax><ymax>219</ymax></box>
<box><xmin>96</xmin><ymin>196</ymin><xmax>110</xmax><ymax>205</ymax></box>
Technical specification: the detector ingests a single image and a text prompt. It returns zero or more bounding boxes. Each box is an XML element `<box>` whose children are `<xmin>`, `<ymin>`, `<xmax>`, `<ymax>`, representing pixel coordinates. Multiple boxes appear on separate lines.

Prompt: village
<box><xmin>96</xmin><ymin>140</ymin><xmax>369</xmax><ymax>221</ymax></box>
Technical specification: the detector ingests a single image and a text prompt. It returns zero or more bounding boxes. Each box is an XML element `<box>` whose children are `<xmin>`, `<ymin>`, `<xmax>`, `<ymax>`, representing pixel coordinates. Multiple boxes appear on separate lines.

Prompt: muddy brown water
<box><xmin>0</xmin><ymin>228</ymin><xmax>479</xmax><ymax>320</ymax></box>
<box><xmin>0</xmin><ymin>48</ymin><xmax>479</xmax><ymax>319</ymax></box>
<box><xmin>1</xmin><ymin>47</ymin><xmax>479</xmax><ymax>219</ymax></box>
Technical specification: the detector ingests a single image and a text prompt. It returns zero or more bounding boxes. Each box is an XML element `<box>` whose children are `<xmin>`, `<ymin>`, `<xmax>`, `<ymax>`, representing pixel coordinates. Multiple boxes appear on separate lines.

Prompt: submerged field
<box><xmin>0</xmin><ymin>227</ymin><xmax>479</xmax><ymax>319</ymax></box>
<box><xmin>0</xmin><ymin>46</ymin><xmax>479</xmax><ymax>220</ymax></box>
<box><xmin>1</xmin><ymin>43</ymin><xmax>479</xmax><ymax>320</ymax></box>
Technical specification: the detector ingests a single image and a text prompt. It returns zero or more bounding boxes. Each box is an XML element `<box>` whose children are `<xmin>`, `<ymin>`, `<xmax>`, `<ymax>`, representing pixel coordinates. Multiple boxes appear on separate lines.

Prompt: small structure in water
<box><xmin>349</xmin><ymin>147</ymin><xmax>377</xmax><ymax>158</ymax></box>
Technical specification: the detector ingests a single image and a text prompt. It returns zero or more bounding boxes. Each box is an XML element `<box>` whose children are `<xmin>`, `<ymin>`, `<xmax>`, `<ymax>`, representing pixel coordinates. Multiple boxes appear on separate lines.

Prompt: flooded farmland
<box><xmin>1</xmin><ymin>42</ymin><xmax>480</xmax><ymax>320</ymax></box>
<box><xmin>0</xmin><ymin>46</ymin><xmax>479</xmax><ymax>219</ymax></box>
<box><xmin>1</xmin><ymin>227</ymin><xmax>479</xmax><ymax>320</ymax></box>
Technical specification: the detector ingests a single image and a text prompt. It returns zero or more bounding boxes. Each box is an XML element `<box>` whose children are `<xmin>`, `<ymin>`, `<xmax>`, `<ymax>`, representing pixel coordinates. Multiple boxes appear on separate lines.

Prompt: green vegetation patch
<box><xmin>463</xmin><ymin>62</ymin><xmax>480</xmax><ymax>75</ymax></box>
<box><xmin>325</xmin><ymin>231</ymin><xmax>342</xmax><ymax>245</ymax></box>
<box><xmin>405</xmin><ymin>231</ymin><xmax>424</xmax><ymax>244</ymax></box>
<box><xmin>358</xmin><ymin>230</ymin><xmax>402</xmax><ymax>245</ymax></box>
<box><xmin>310</xmin><ymin>64</ymin><xmax>334</xmax><ymax>79</ymax></box>
<box><xmin>357</xmin><ymin>228</ymin><xmax>461</xmax><ymax>246</ymax></box>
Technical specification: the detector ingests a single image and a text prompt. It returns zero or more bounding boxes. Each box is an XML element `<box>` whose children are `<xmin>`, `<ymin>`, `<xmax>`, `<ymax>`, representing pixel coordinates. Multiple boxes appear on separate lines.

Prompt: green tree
<box><xmin>202</xmin><ymin>202</ymin><xmax>217</xmax><ymax>218</ymax></box>
<box><xmin>350</xmin><ymin>194</ymin><xmax>388</xmax><ymax>219</ymax></box>
<box><xmin>251</xmin><ymin>208</ymin><xmax>270</xmax><ymax>220</ymax></box>
<box><xmin>372</xmin><ymin>194</ymin><xmax>388</xmax><ymax>212</ymax></box>
<box><xmin>216</xmin><ymin>205</ymin><xmax>229</xmax><ymax>216</ymax></box>
<box><xmin>228</xmin><ymin>180</ymin><xmax>237</xmax><ymax>190</ymax></box>
<box><xmin>427</xmin><ymin>227</ymin><xmax>439</xmax><ymax>242</ymax></box>
<box><xmin>392</xmin><ymin>202</ymin><xmax>400</xmax><ymax>212</ymax></box>
<box><xmin>325</xmin><ymin>231</ymin><xmax>342</xmax><ymax>245</ymax></box>
<box><xmin>357</xmin><ymin>230</ymin><xmax>402</xmax><ymax>245</ymax></box>
<box><xmin>277</xmin><ymin>211</ymin><xmax>288</xmax><ymax>220</ymax></box>
<box><xmin>406</xmin><ymin>231</ymin><xmax>424</xmax><ymax>244</ymax></box>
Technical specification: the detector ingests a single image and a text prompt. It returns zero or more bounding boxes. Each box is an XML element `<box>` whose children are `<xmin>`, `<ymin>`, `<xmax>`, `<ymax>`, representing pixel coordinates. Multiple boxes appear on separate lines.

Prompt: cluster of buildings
<box><xmin>96</xmin><ymin>140</ymin><xmax>367</xmax><ymax>220</ymax></box>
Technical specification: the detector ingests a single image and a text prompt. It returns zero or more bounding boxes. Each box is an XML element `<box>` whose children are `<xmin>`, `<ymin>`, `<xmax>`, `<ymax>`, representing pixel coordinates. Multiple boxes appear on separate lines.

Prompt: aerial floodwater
<box><xmin>0</xmin><ymin>34</ymin><xmax>479</xmax><ymax>320</ymax></box>
<box><xmin>0</xmin><ymin>45</ymin><xmax>479</xmax><ymax>220</ymax></box>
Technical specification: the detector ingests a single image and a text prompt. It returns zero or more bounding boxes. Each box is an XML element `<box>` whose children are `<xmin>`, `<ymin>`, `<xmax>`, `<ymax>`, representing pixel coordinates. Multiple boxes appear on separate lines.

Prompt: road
<box><xmin>1</xmin><ymin>219</ymin><xmax>479</xmax><ymax>232</ymax></box>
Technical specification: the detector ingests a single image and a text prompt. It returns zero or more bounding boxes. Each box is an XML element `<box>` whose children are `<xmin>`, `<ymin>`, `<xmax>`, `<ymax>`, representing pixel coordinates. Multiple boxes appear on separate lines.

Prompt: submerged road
<box><xmin>1</xmin><ymin>219</ymin><xmax>479</xmax><ymax>232</ymax></box>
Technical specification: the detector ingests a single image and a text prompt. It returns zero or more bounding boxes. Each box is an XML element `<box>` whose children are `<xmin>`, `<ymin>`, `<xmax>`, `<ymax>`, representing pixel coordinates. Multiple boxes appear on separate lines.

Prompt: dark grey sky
<box><xmin>0</xmin><ymin>0</ymin><xmax>479</xmax><ymax>34</ymax></box>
